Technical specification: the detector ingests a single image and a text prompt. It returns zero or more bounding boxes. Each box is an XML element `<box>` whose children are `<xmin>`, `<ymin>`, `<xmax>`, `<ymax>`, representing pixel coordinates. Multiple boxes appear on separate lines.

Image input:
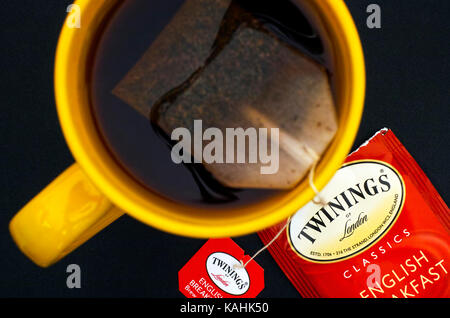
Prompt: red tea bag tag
<box><xmin>179</xmin><ymin>238</ymin><xmax>264</xmax><ymax>298</ymax></box>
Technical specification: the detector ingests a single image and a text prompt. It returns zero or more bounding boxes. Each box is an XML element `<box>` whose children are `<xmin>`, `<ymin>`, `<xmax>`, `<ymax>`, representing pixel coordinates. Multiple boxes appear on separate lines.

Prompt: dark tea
<box><xmin>89</xmin><ymin>0</ymin><xmax>336</xmax><ymax>208</ymax></box>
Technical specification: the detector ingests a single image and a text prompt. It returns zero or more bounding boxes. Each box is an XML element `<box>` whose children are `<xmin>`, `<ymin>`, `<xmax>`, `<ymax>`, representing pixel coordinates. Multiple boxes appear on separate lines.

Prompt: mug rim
<box><xmin>55</xmin><ymin>0</ymin><xmax>365</xmax><ymax>238</ymax></box>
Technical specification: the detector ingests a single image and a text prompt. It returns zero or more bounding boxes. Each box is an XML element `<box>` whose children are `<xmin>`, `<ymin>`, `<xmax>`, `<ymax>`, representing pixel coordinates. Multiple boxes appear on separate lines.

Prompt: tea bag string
<box><xmin>234</xmin><ymin>107</ymin><xmax>327</xmax><ymax>269</ymax></box>
<box><xmin>302</xmin><ymin>144</ymin><xmax>327</xmax><ymax>206</ymax></box>
<box><xmin>234</xmin><ymin>221</ymin><xmax>289</xmax><ymax>269</ymax></box>
<box><xmin>234</xmin><ymin>146</ymin><xmax>326</xmax><ymax>270</ymax></box>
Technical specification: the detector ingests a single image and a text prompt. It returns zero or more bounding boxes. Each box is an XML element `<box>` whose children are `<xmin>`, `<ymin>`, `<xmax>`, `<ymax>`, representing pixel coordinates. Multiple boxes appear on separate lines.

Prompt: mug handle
<box><xmin>9</xmin><ymin>163</ymin><xmax>124</xmax><ymax>267</ymax></box>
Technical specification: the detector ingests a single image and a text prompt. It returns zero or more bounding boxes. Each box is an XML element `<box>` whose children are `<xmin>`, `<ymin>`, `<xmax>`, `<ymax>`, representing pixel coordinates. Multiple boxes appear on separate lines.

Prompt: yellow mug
<box><xmin>9</xmin><ymin>0</ymin><xmax>365</xmax><ymax>267</ymax></box>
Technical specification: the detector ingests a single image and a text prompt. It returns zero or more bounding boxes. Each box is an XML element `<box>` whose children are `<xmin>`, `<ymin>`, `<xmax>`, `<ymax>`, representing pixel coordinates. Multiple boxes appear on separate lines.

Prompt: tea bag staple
<box><xmin>113</xmin><ymin>0</ymin><xmax>338</xmax><ymax>190</ymax></box>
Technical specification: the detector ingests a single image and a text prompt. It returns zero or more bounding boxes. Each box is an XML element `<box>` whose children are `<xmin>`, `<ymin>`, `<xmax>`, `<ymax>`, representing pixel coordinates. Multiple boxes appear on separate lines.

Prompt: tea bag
<box><xmin>113</xmin><ymin>0</ymin><xmax>338</xmax><ymax>190</ymax></box>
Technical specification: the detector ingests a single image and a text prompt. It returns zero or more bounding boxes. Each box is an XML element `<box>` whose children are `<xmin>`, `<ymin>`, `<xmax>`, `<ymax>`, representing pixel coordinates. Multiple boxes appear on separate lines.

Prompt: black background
<box><xmin>0</xmin><ymin>0</ymin><xmax>448</xmax><ymax>298</ymax></box>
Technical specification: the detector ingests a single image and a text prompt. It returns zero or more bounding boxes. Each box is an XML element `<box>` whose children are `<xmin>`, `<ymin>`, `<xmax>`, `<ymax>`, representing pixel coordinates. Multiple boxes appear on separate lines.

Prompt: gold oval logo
<box><xmin>288</xmin><ymin>160</ymin><xmax>405</xmax><ymax>263</ymax></box>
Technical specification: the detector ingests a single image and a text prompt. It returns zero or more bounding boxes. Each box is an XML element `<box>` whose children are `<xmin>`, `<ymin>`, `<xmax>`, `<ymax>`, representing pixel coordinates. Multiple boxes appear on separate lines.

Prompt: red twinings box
<box><xmin>259</xmin><ymin>128</ymin><xmax>449</xmax><ymax>298</ymax></box>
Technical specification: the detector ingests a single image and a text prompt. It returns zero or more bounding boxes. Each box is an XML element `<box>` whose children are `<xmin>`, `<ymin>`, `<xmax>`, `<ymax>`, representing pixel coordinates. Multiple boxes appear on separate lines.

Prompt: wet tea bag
<box><xmin>113</xmin><ymin>0</ymin><xmax>338</xmax><ymax>190</ymax></box>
